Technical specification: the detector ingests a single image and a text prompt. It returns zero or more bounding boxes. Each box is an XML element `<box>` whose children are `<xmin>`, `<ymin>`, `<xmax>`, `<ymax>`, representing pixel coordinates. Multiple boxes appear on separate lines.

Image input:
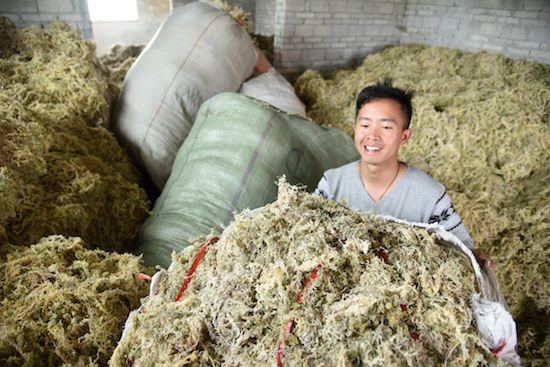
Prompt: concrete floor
<box><xmin>91</xmin><ymin>0</ymin><xmax>169</xmax><ymax>55</ymax></box>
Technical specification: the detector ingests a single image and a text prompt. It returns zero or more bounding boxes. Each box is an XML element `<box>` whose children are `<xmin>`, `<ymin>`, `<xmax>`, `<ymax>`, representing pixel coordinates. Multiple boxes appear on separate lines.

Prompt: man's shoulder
<box><xmin>323</xmin><ymin>160</ymin><xmax>358</xmax><ymax>178</ymax></box>
<box><xmin>316</xmin><ymin>160</ymin><xmax>360</xmax><ymax>197</ymax></box>
<box><xmin>404</xmin><ymin>164</ymin><xmax>446</xmax><ymax>193</ymax></box>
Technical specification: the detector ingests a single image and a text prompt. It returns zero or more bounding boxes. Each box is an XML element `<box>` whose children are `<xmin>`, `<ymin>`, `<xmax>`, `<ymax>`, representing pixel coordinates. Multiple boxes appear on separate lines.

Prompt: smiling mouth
<box><xmin>365</xmin><ymin>146</ymin><xmax>381</xmax><ymax>152</ymax></box>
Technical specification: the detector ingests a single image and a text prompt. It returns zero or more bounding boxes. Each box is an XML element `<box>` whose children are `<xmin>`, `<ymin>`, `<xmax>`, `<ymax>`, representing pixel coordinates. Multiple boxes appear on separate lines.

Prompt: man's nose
<box><xmin>367</xmin><ymin>124</ymin><xmax>381</xmax><ymax>139</ymax></box>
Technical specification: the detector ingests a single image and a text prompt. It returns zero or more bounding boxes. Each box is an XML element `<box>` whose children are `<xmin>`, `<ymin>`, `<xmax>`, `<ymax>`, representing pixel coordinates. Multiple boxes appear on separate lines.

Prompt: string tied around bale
<box><xmin>377</xmin><ymin>247</ymin><xmax>421</xmax><ymax>344</ymax></box>
<box><xmin>175</xmin><ymin>236</ymin><xmax>220</xmax><ymax>302</ymax></box>
<box><xmin>277</xmin><ymin>263</ymin><xmax>323</xmax><ymax>366</ymax></box>
<box><xmin>493</xmin><ymin>339</ymin><xmax>506</xmax><ymax>357</ymax></box>
<box><xmin>128</xmin><ymin>236</ymin><xmax>220</xmax><ymax>367</ymax></box>
<box><xmin>276</xmin><ymin>232</ymin><xmax>346</xmax><ymax>365</ymax></box>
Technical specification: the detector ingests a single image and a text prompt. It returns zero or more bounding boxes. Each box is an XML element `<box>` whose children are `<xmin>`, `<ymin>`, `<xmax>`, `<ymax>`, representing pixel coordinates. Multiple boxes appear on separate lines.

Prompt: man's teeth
<box><xmin>366</xmin><ymin>146</ymin><xmax>381</xmax><ymax>152</ymax></box>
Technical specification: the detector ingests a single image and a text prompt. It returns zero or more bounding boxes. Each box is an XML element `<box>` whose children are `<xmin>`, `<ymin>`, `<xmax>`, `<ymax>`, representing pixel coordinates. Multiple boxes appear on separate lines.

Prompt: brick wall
<box><xmin>401</xmin><ymin>0</ymin><xmax>550</xmax><ymax>65</ymax></box>
<box><xmin>255</xmin><ymin>0</ymin><xmax>275</xmax><ymax>35</ymax></box>
<box><xmin>0</xmin><ymin>0</ymin><xmax>93</xmax><ymax>39</ymax></box>
<box><xmin>273</xmin><ymin>0</ymin><xmax>406</xmax><ymax>77</ymax></box>
<box><xmin>2</xmin><ymin>0</ymin><xmax>548</xmax><ymax>69</ymax></box>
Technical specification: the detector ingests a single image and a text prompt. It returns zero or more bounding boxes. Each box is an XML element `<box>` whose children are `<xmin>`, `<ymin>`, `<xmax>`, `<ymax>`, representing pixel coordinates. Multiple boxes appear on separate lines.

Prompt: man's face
<box><xmin>353</xmin><ymin>98</ymin><xmax>412</xmax><ymax>167</ymax></box>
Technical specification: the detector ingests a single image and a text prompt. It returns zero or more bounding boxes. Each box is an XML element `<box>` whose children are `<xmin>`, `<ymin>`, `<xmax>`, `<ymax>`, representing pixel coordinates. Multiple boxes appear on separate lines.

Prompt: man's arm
<box><xmin>313</xmin><ymin>174</ymin><xmax>330</xmax><ymax>198</ymax></box>
<box><xmin>429</xmin><ymin>192</ymin><xmax>496</xmax><ymax>270</ymax></box>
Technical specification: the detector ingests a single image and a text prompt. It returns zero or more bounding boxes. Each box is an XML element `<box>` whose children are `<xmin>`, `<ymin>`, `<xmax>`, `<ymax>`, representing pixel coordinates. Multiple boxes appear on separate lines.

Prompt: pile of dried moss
<box><xmin>97</xmin><ymin>44</ymin><xmax>144</xmax><ymax>91</ymax></box>
<box><xmin>0</xmin><ymin>235</ymin><xmax>150</xmax><ymax>366</ymax></box>
<box><xmin>0</xmin><ymin>16</ymin><xmax>150</xmax><ymax>252</ymax></box>
<box><xmin>294</xmin><ymin>43</ymin><xmax>550</xmax><ymax>364</ymax></box>
<box><xmin>110</xmin><ymin>180</ymin><xmax>506</xmax><ymax>366</ymax></box>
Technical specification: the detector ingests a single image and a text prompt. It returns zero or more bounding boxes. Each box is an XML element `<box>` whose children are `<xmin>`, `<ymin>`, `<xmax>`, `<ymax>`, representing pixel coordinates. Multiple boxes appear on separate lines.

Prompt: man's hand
<box><xmin>471</xmin><ymin>248</ymin><xmax>497</xmax><ymax>271</ymax></box>
<box><xmin>253</xmin><ymin>46</ymin><xmax>274</xmax><ymax>75</ymax></box>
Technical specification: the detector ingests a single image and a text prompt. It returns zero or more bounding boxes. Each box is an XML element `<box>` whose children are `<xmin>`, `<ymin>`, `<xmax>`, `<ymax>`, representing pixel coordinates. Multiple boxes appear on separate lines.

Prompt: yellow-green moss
<box><xmin>295</xmin><ymin>43</ymin><xmax>550</xmax><ymax>364</ymax></box>
<box><xmin>0</xmin><ymin>17</ymin><xmax>150</xmax><ymax>252</ymax></box>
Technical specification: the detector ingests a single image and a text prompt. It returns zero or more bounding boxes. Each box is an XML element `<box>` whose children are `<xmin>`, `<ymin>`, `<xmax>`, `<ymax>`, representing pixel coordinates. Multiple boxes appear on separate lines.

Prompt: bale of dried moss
<box><xmin>110</xmin><ymin>180</ymin><xmax>508</xmax><ymax>367</ymax></box>
<box><xmin>294</xmin><ymin>44</ymin><xmax>550</xmax><ymax>364</ymax></box>
<box><xmin>0</xmin><ymin>235</ymin><xmax>151</xmax><ymax>366</ymax></box>
<box><xmin>0</xmin><ymin>17</ymin><xmax>150</xmax><ymax>252</ymax></box>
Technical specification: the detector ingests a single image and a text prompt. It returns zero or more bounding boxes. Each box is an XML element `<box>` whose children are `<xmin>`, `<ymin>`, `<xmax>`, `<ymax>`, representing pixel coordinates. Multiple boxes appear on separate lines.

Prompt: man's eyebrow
<box><xmin>358</xmin><ymin>116</ymin><xmax>396</xmax><ymax>123</ymax></box>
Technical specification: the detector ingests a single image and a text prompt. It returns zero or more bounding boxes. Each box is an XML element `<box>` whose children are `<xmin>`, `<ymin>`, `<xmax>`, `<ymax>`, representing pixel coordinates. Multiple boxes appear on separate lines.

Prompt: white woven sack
<box><xmin>382</xmin><ymin>215</ymin><xmax>521</xmax><ymax>367</ymax></box>
<box><xmin>238</xmin><ymin>67</ymin><xmax>307</xmax><ymax>116</ymax></box>
<box><xmin>126</xmin><ymin>212</ymin><xmax>520</xmax><ymax>366</ymax></box>
<box><xmin>111</xmin><ymin>0</ymin><xmax>257</xmax><ymax>190</ymax></box>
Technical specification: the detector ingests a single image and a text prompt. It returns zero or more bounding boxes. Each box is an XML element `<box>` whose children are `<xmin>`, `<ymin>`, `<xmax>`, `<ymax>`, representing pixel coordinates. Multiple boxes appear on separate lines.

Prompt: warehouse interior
<box><xmin>1</xmin><ymin>0</ymin><xmax>549</xmax><ymax>72</ymax></box>
<box><xmin>0</xmin><ymin>0</ymin><xmax>549</xmax><ymax>366</ymax></box>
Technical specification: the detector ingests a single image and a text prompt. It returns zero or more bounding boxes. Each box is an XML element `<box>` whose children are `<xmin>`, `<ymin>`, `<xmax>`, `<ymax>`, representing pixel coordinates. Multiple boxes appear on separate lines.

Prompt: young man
<box><xmin>315</xmin><ymin>80</ymin><xmax>495</xmax><ymax>269</ymax></box>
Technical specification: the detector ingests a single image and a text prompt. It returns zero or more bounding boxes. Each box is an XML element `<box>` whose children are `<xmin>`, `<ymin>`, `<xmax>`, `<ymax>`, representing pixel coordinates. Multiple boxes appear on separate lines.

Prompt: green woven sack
<box><xmin>135</xmin><ymin>92</ymin><xmax>359</xmax><ymax>267</ymax></box>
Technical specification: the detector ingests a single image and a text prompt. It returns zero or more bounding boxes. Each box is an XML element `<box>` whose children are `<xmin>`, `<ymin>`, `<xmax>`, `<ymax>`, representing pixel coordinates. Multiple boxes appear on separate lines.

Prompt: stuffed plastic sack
<box><xmin>238</xmin><ymin>67</ymin><xmax>307</xmax><ymax>116</ymax></box>
<box><xmin>111</xmin><ymin>0</ymin><xmax>257</xmax><ymax>190</ymax></box>
<box><xmin>424</xmin><ymin>221</ymin><xmax>521</xmax><ymax>367</ymax></box>
<box><xmin>123</xmin><ymin>211</ymin><xmax>521</xmax><ymax>367</ymax></box>
<box><xmin>134</xmin><ymin>92</ymin><xmax>360</xmax><ymax>268</ymax></box>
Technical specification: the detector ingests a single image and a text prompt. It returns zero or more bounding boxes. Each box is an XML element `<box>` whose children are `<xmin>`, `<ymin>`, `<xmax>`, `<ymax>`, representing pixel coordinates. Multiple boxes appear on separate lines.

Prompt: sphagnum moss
<box><xmin>295</xmin><ymin>44</ymin><xmax>550</xmax><ymax>363</ymax></box>
<box><xmin>110</xmin><ymin>180</ymin><xmax>503</xmax><ymax>367</ymax></box>
<box><xmin>0</xmin><ymin>17</ymin><xmax>150</xmax><ymax>252</ymax></box>
<box><xmin>0</xmin><ymin>235</ymin><xmax>151</xmax><ymax>366</ymax></box>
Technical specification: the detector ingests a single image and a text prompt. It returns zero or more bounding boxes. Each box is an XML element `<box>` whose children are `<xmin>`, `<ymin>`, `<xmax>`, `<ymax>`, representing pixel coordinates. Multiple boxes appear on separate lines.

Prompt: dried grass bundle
<box><xmin>209</xmin><ymin>0</ymin><xmax>253</xmax><ymax>33</ymax></box>
<box><xmin>295</xmin><ymin>43</ymin><xmax>550</xmax><ymax>364</ymax></box>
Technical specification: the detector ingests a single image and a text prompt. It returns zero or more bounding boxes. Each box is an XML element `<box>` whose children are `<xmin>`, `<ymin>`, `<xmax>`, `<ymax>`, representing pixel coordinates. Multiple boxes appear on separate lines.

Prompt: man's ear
<box><xmin>400</xmin><ymin>128</ymin><xmax>412</xmax><ymax>145</ymax></box>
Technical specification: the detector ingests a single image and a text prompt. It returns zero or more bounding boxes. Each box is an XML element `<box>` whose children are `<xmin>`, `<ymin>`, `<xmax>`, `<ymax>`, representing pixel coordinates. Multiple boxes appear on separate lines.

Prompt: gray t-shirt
<box><xmin>315</xmin><ymin>161</ymin><xmax>474</xmax><ymax>248</ymax></box>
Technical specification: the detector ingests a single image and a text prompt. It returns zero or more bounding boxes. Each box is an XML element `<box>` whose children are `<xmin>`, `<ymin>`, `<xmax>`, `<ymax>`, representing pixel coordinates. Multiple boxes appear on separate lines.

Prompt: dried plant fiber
<box><xmin>97</xmin><ymin>44</ymin><xmax>145</xmax><ymax>91</ymax></box>
<box><xmin>0</xmin><ymin>16</ymin><xmax>150</xmax><ymax>252</ymax></box>
<box><xmin>110</xmin><ymin>180</ymin><xmax>512</xmax><ymax>367</ymax></box>
<box><xmin>0</xmin><ymin>235</ymin><xmax>150</xmax><ymax>366</ymax></box>
<box><xmin>135</xmin><ymin>92</ymin><xmax>359</xmax><ymax>268</ymax></box>
<box><xmin>294</xmin><ymin>43</ymin><xmax>550</xmax><ymax>365</ymax></box>
<box><xmin>111</xmin><ymin>0</ymin><xmax>258</xmax><ymax>190</ymax></box>
<box><xmin>208</xmin><ymin>0</ymin><xmax>254</xmax><ymax>34</ymax></box>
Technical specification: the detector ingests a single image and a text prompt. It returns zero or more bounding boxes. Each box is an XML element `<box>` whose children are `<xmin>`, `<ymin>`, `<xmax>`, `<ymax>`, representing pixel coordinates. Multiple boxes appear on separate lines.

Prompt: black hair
<box><xmin>355</xmin><ymin>79</ymin><xmax>414</xmax><ymax>129</ymax></box>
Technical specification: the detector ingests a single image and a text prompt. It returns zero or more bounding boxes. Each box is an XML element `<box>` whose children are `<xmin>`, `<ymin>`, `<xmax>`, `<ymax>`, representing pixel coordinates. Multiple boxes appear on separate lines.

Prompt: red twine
<box><xmin>378</xmin><ymin>247</ymin><xmax>421</xmax><ymax>344</ymax></box>
<box><xmin>492</xmin><ymin>338</ymin><xmax>506</xmax><ymax>356</ymax></box>
<box><xmin>130</xmin><ymin>236</ymin><xmax>219</xmax><ymax>366</ymax></box>
<box><xmin>137</xmin><ymin>273</ymin><xmax>152</xmax><ymax>280</ymax></box>
<box><xmin>277</xmin><ymin>264</ymin><xmax>322</xmax><ymax>366</ymax></box>
<box><xmin>175</xmin><ymin>236</ymin><xmax>219</xmax><ymax>302</ymax></box>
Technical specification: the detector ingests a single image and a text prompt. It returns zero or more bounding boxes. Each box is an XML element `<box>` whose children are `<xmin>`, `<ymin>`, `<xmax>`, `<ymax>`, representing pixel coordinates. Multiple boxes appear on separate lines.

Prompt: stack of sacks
<box><xmin>134</xmin><ymin>92</ymin><xmax>359</xmax><ymax>268</ymax></box>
